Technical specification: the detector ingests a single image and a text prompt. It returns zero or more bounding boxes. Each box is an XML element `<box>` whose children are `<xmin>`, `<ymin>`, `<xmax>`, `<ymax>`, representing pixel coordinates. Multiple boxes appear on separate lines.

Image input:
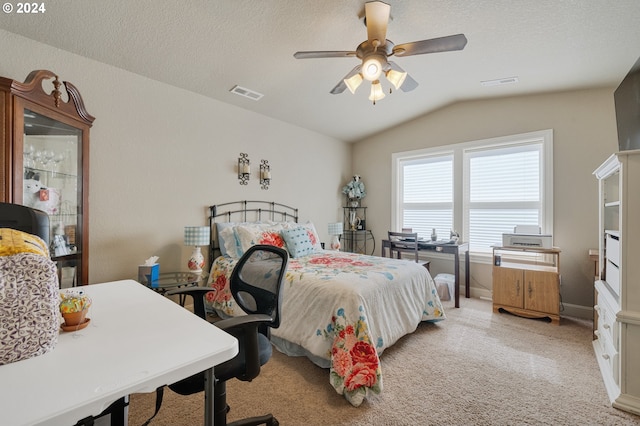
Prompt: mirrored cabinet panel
<box><xmin>1</xmin><ymin>70</ymin><xmax>94</xmax><ymax>286</ymax></box>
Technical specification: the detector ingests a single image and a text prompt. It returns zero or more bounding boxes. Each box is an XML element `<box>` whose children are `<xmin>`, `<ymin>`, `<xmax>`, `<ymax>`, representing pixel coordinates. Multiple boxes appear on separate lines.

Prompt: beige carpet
<box><xmin>128</xmin><ymin>298</ymin><xmax>640</xmax><ymax>426</ymax></box>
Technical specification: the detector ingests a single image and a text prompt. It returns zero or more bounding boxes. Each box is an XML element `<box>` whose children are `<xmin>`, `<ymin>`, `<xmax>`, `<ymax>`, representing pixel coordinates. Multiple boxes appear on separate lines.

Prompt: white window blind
<box><xmin>464</xmin><ymin>143</ymin><xmax>543</xmax><ymax>253</ymax></box>
<box><xmin>399</xmin><ymin>154</ymin><xmax>453</xmax><ymax>240</ymax></box>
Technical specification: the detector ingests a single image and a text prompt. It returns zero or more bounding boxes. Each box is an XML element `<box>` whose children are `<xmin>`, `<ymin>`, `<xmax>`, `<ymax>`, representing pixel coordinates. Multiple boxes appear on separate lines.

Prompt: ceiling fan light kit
<box><xmin>293</xmin><ymin>1</ymin><xmax>467</xmax><ymax>104</ymax></box>
<box><xmin>386</xmin><ymin>68</ymin><xmax>407</xmax><ymax>90</ymax></box>
<box><xmin>362</xmin><ymin>54</ymin><xmax>386</xmax><ymax>81</ymax></box>
<box><xmin>368</xmin><ymin>80</ymin><xmax>385</xmax><ymax>104</ymax></box>
<box><xmin>345</xmin><ymin>73</ymin><xmax>364</xmax><ymax>94</ymax></box>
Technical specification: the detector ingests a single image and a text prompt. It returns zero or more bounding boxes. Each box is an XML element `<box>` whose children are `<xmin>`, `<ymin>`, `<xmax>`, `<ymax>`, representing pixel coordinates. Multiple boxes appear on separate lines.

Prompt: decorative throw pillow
<box><xmin>301</xmin><ymin>221</ymin><xmax>322</xmax><ymax>251</ymax></box>
<box><xmin>279</xmin><ymin>221</ymin><xmax>322</xmax><ymax>252</ymax></box>
<box><xmin>235</xmin><ymin>223</ymin><xmax>286</xmax><ymax>256</ymax></box>
<box><xmin>217</xmin><ymin>223</ymin><xmax>240</xmax><ymax>258</ymax></box>
<box><xmin>0</xmin><ymin>228</ymin><xmax>49</xmax><ymax>257</ymax></box>
<box><xmin>281</xmin><ymin>226</ymin><xmax>316</xmax><ymax>258</ymax></box>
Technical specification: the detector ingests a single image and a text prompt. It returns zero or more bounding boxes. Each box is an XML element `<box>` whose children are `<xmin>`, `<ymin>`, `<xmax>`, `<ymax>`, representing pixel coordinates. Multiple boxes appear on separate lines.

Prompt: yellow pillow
<box><xmin>0</xmin><ymin>228</ymin><xmax>49</xmax><ymax>257</ymax></box>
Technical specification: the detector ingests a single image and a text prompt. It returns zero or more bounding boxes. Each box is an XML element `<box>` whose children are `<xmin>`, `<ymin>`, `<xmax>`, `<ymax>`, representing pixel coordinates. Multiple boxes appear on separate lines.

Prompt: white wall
<box><xmin>0</xmin><ymin>30</ymin><xmax>350</xmax><ymax>283</ymax></box>
<box><xmin>352</xmin><ymin>89</ymin><xmax>619</xmax><ymax>316</ymax></box>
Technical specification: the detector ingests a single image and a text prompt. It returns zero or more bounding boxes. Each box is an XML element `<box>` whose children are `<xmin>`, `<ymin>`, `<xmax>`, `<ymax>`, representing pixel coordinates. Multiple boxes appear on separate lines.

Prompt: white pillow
<box><xmin>234</xmin><ymin>223</ymin><xmax>286</xmax><ymax>256</ymax></box>
<box><xmin>217</xmin><ymin>223</ymin><xmax>239</xmax><ymax>258</ymax></box>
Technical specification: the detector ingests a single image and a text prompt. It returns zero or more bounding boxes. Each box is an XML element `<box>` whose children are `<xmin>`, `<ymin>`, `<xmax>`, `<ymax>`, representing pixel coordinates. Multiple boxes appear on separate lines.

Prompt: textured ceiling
<box><xmin>2</xmin><ymin>0</ymin><xmax>640</xmax><ymax>142</ymax></box>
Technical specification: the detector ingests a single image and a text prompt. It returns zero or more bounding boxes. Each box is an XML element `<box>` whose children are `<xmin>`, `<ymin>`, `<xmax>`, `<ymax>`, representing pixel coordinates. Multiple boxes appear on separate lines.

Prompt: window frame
<box><xmin>397</xmin><ymin>152</ymin><xmax>454</xmax><ymax>240</ymax></box>
<box><xmin>391</xmin><ymin>129</ymin><xmax>553</xmax><ymax>263</ymax></box>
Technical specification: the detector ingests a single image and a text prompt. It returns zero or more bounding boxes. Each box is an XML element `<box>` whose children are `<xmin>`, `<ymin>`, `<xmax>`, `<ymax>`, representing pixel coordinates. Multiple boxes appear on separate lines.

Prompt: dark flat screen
<box><xmin>614</xmin><ymin>56</ymin><xmax>640</xmax><ymax>151</ymax></box>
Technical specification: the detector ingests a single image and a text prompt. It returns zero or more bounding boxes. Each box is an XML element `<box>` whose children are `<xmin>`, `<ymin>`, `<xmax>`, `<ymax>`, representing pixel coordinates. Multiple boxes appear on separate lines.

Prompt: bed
<box><xmin>203</xmin><ymin>201</ymin><xmax>445</xmax><ymax>407</ymax></box>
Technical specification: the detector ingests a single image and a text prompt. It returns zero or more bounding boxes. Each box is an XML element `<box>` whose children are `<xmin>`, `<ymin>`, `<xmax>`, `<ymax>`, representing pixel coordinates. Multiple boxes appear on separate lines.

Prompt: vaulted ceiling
<box><xmin>2</xmin><ymin>0</ymin><xmax>640</xmax><ymax>142</ymax></box>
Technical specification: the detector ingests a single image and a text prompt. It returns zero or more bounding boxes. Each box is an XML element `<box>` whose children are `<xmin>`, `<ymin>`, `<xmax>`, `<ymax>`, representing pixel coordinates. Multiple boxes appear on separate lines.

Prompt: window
<box><xmin>392</xmin><ymin>130</ymin><xmax>553</xmax><ymax>259</ymax></box>
<box><xmin>398</xmin><ymin>154</ymin><xmax>453</xmax><ymax>240</ymax></box>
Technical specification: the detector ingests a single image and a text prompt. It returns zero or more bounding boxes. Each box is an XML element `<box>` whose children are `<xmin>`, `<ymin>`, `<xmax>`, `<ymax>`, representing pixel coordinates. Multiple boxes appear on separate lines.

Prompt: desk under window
<box><xmin>382</xmin><ymin>240</ymin><xmax>470</xmax><ymax>308</ymax></box>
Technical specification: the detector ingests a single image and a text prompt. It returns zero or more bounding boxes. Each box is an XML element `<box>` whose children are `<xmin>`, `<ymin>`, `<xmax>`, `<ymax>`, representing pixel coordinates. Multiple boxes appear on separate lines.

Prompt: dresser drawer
<box><xmin>594</xmin><ymin>285</ymin><xmax>620</xmax><ymax>351</ymax></box>
<box><xmin>594</xmin><ymin>328</ymin><xmax>619</xmax><ymax>384</ymax></box>
<box><xmin>606</xmin><ymin>234</ymin><xmax>620</xmax><ymax>265</ymax></box>
<box><xmin>596</xmin><ymin>303</ymin><xmax>617</xmax><ymax>346</ymax></box>
<box><xmin>594</xmin><ymin>289</ymin><xmax>618</xmax><ymax>380</ymax></box>
<box><xmin>605</xmin><ymin>260</ymin><xmax>620</xmax><ymax>295</ymax></box>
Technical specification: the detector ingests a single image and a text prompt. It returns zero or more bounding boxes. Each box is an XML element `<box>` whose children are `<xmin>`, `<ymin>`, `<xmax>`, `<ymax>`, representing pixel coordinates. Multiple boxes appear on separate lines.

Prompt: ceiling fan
<box><xmin>293</xmin><ymin>1</ymin><xmax>467</xmax><ymax>104</ymax></box>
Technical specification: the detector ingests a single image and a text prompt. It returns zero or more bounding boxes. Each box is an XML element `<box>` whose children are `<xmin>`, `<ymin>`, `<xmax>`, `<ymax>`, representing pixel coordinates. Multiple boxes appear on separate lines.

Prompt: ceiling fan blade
<box><xmin>330</xmin><ymin>81</ymin><xmax>348</xmax><ymax>95</ymax></box>
<box><xmin>387</xmin><ymin>62</ymin><xmax>418</xmax><ymax>92</ymax></box>
<box><xmin>400</xmin><ymin>74</ymin><xmax>418</xmax><ymax>92</ymax></box>
<box><xmin>330</xmin><ymin>65</ymin><xmax>362</xmax><ymax>94</ymax></box>
<box><xmin>365</xmin><ymin>1</ymin><xmax>390</xmax><ymax>46</ymax></box>
<box><xmin>294</xmin><ymin>51</ymin><xmax>356</xmax><ymax>59</ymax></box>
<box><xmin>393</xmin><ymin>34</ymin><xmax>468</xmax><ymax>57</ymax></box>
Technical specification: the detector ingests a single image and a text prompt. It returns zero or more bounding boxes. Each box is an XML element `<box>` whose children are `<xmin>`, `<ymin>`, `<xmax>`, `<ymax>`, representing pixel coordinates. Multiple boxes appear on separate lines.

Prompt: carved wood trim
<box><xmin>3</xmin><ymin>70</ymin><xmax>95</xmax><ymax>126</ymax></box>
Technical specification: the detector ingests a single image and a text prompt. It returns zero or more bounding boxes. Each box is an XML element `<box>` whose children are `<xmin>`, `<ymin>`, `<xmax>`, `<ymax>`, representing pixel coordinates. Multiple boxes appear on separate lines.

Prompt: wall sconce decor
<box><xmin>238</xmin><ymin>153</ymin><xmax>250</xmax><ymax>185</ymax></box>
<box><xmin>260</xmin><ymin>159</ymin><xmax>271</xmax><ymax>190</ymax></box>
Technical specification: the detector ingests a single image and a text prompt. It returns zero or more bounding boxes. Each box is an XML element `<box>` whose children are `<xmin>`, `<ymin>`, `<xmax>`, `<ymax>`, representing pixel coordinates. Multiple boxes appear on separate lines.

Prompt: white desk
<box><xmin>0</xmin><ymin>280</ymin><xmax>238</xmax><ymax>426</ymax></box>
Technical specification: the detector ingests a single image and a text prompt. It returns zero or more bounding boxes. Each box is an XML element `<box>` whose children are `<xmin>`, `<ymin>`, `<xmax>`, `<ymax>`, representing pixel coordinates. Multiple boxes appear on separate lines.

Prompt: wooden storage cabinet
<box><xmin>593</xmin><ymin>151</ymin><xmax>640</xmax><ymax>415</ymax></box>
<box><xmin>0</xmin><ymin>70</ymin><xmax>94</xmax><ymax>286</ymax></box>
<box><xmin>494</xmin><ymin>268</ymin><xmax>560</xmax><ymax>314</ymax></box>
<box><xmin>492</xmin><ymin>246</ymin><xmax>561</xmax><ymax>325</ymax></box>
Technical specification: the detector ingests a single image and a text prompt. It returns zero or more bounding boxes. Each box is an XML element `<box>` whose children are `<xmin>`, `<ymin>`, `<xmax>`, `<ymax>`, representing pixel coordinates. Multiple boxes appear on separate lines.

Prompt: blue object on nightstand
<box><xmin>138</xmin><ymin>264</ymin><xmax>159</xmax><ymax>286</ymax></box>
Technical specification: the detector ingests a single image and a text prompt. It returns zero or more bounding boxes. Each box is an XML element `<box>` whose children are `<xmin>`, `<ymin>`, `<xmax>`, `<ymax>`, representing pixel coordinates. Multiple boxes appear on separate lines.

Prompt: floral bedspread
<box><xmin>205</xmin><ymin>250</ymin><xmax>445</xmax><ymax>406</ymax></box>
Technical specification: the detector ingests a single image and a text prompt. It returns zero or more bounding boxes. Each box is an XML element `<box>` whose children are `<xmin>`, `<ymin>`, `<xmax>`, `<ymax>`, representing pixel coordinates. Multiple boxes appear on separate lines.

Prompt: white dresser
<box><xmin>593</xmin><ymin>151</ymin><xmax>640</xmax><ymax>415</ymax></box>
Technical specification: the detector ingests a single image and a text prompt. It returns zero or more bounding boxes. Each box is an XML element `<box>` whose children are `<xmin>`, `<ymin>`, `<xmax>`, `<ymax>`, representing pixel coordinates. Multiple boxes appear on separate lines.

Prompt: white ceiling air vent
<box><xmin>229</xmin><ymin>85</ymin><xmax>264</xmax><ymax>101</ymax></box>
<box><xmin>480</xmin><ymin>76</ymin><xmax>519</xmax><ymax>87</ymax></box>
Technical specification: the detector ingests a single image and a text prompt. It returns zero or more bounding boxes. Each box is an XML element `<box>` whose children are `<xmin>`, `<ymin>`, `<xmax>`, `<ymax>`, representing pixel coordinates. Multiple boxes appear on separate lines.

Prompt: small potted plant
<box><xmin>59</xmin><ymin>291</ymin><xmax>92</xmax><ymax>328</ymax></box>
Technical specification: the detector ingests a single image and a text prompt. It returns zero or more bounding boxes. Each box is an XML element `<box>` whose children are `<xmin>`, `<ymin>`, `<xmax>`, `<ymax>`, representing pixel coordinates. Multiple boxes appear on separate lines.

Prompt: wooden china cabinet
<box><xmin>0</xmin><ymin>70</ymin><xmax>95</xmax><ymax>286</ymax></box>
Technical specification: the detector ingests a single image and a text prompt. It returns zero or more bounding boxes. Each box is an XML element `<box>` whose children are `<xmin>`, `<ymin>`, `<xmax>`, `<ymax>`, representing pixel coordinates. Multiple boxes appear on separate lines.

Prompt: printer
<box><xmin>502</xmin><ymin>225</ymin><xmax>553</xmax><ymax>249</ymax></box>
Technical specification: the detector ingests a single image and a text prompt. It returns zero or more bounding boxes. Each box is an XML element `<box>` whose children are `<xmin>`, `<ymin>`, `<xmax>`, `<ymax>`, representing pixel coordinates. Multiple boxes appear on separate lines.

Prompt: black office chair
<box><xmin>0</xmin><ymin>202</ymin><xmax>50</xmax><ymax>246</ymax></box>
<box><xmin>165</xmin><ymin>244</ymin><xmax>288</xmax><ymax>426</ymax></box>
<box><xmin>387</xmin><ymin>230</ymin><xmax>430</xmax><ymax>271</ymax></box>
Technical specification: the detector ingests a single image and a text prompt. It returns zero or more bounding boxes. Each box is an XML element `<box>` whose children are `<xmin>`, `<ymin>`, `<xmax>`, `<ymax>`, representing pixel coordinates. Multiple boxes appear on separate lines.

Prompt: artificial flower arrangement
<box><xmin>342</xmin><ymin>175</ymin><xmax>366</xmax><ymax>200</ymax></box>
<box><xmin>59</xmin><ymin>290</ymin><xmax>92</xmax><ymax>329</ymax></box>
<box><xmin>59</xmin><ymin>290</ymin><xmax>91</xmax><ymax>314</ymax></box>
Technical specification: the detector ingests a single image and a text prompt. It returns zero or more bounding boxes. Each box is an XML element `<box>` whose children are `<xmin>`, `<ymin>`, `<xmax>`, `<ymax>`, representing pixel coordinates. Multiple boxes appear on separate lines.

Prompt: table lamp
<box><xmin>184</xmin><ymin>226</ymin><xmax>210</xmax><ymax>273</ymax></box>
<box><xmin>327</xmin><ymin>222</ymin><xmax>343</xmax><ymax>251</ymax></box>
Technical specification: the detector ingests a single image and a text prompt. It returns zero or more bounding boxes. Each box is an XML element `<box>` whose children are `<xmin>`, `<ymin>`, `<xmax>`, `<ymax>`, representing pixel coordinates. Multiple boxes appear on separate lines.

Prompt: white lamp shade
<box><xmin>369</xmin><ymin>80</ymin><xmax>386</xmax><ymax>102</ymax></box>
<box><xmin>344</xmin><ymin>73</ymin><xmax>363</xmax><ymax>94</ymax></box>
<box><xmin>184</xmin><ymin>226</ymin><xmax>210</xmax><ymax>246</ymax></box>
<box><xmin>328</xmin><ymin>222</ymin><xmax>343</xmax><ymax>235</ymax></box>
<box><xmin>386</xmin><ymin>69</ymin><xmax>407</xmax><ymax>90</ymax></box>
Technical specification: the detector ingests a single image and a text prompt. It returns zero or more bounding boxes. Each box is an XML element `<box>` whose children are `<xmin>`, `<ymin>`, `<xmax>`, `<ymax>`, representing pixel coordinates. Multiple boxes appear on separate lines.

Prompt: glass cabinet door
<box><xmin>22</xmin><ymin>109</ymin><xmax>83</xmax><ymax>287</ymax></box>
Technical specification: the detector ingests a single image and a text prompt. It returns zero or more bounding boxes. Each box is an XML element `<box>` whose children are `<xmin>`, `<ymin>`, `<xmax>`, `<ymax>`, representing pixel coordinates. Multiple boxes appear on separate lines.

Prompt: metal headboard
<box><xmin>208</xmin><ymin>200</ymin><xmax>299</xmax><ymax>266</ymax></box>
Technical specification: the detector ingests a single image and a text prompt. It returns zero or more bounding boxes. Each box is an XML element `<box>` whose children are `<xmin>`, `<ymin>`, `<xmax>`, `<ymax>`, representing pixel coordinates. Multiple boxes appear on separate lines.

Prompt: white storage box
<box><xmin>434</xmin><ymin>273</ymin><xmax>455</xmax><ymax>301</ymax></box>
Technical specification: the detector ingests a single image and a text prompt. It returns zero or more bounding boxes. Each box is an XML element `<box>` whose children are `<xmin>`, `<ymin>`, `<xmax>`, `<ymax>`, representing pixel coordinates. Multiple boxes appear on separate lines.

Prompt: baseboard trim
<box><xmin>561</xmin><ymin>302</ymin><xmax>593</xmax><ymax>320</ymax></box>
<box><xmin>460</xmin><ymin>287</ymin><xmax>593</xmax><ymax>320</ymax></box>
<box><xmin>469</xmin><ymin>287</ymin><xmax>492</xmax><ymax>300</ymax></box>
